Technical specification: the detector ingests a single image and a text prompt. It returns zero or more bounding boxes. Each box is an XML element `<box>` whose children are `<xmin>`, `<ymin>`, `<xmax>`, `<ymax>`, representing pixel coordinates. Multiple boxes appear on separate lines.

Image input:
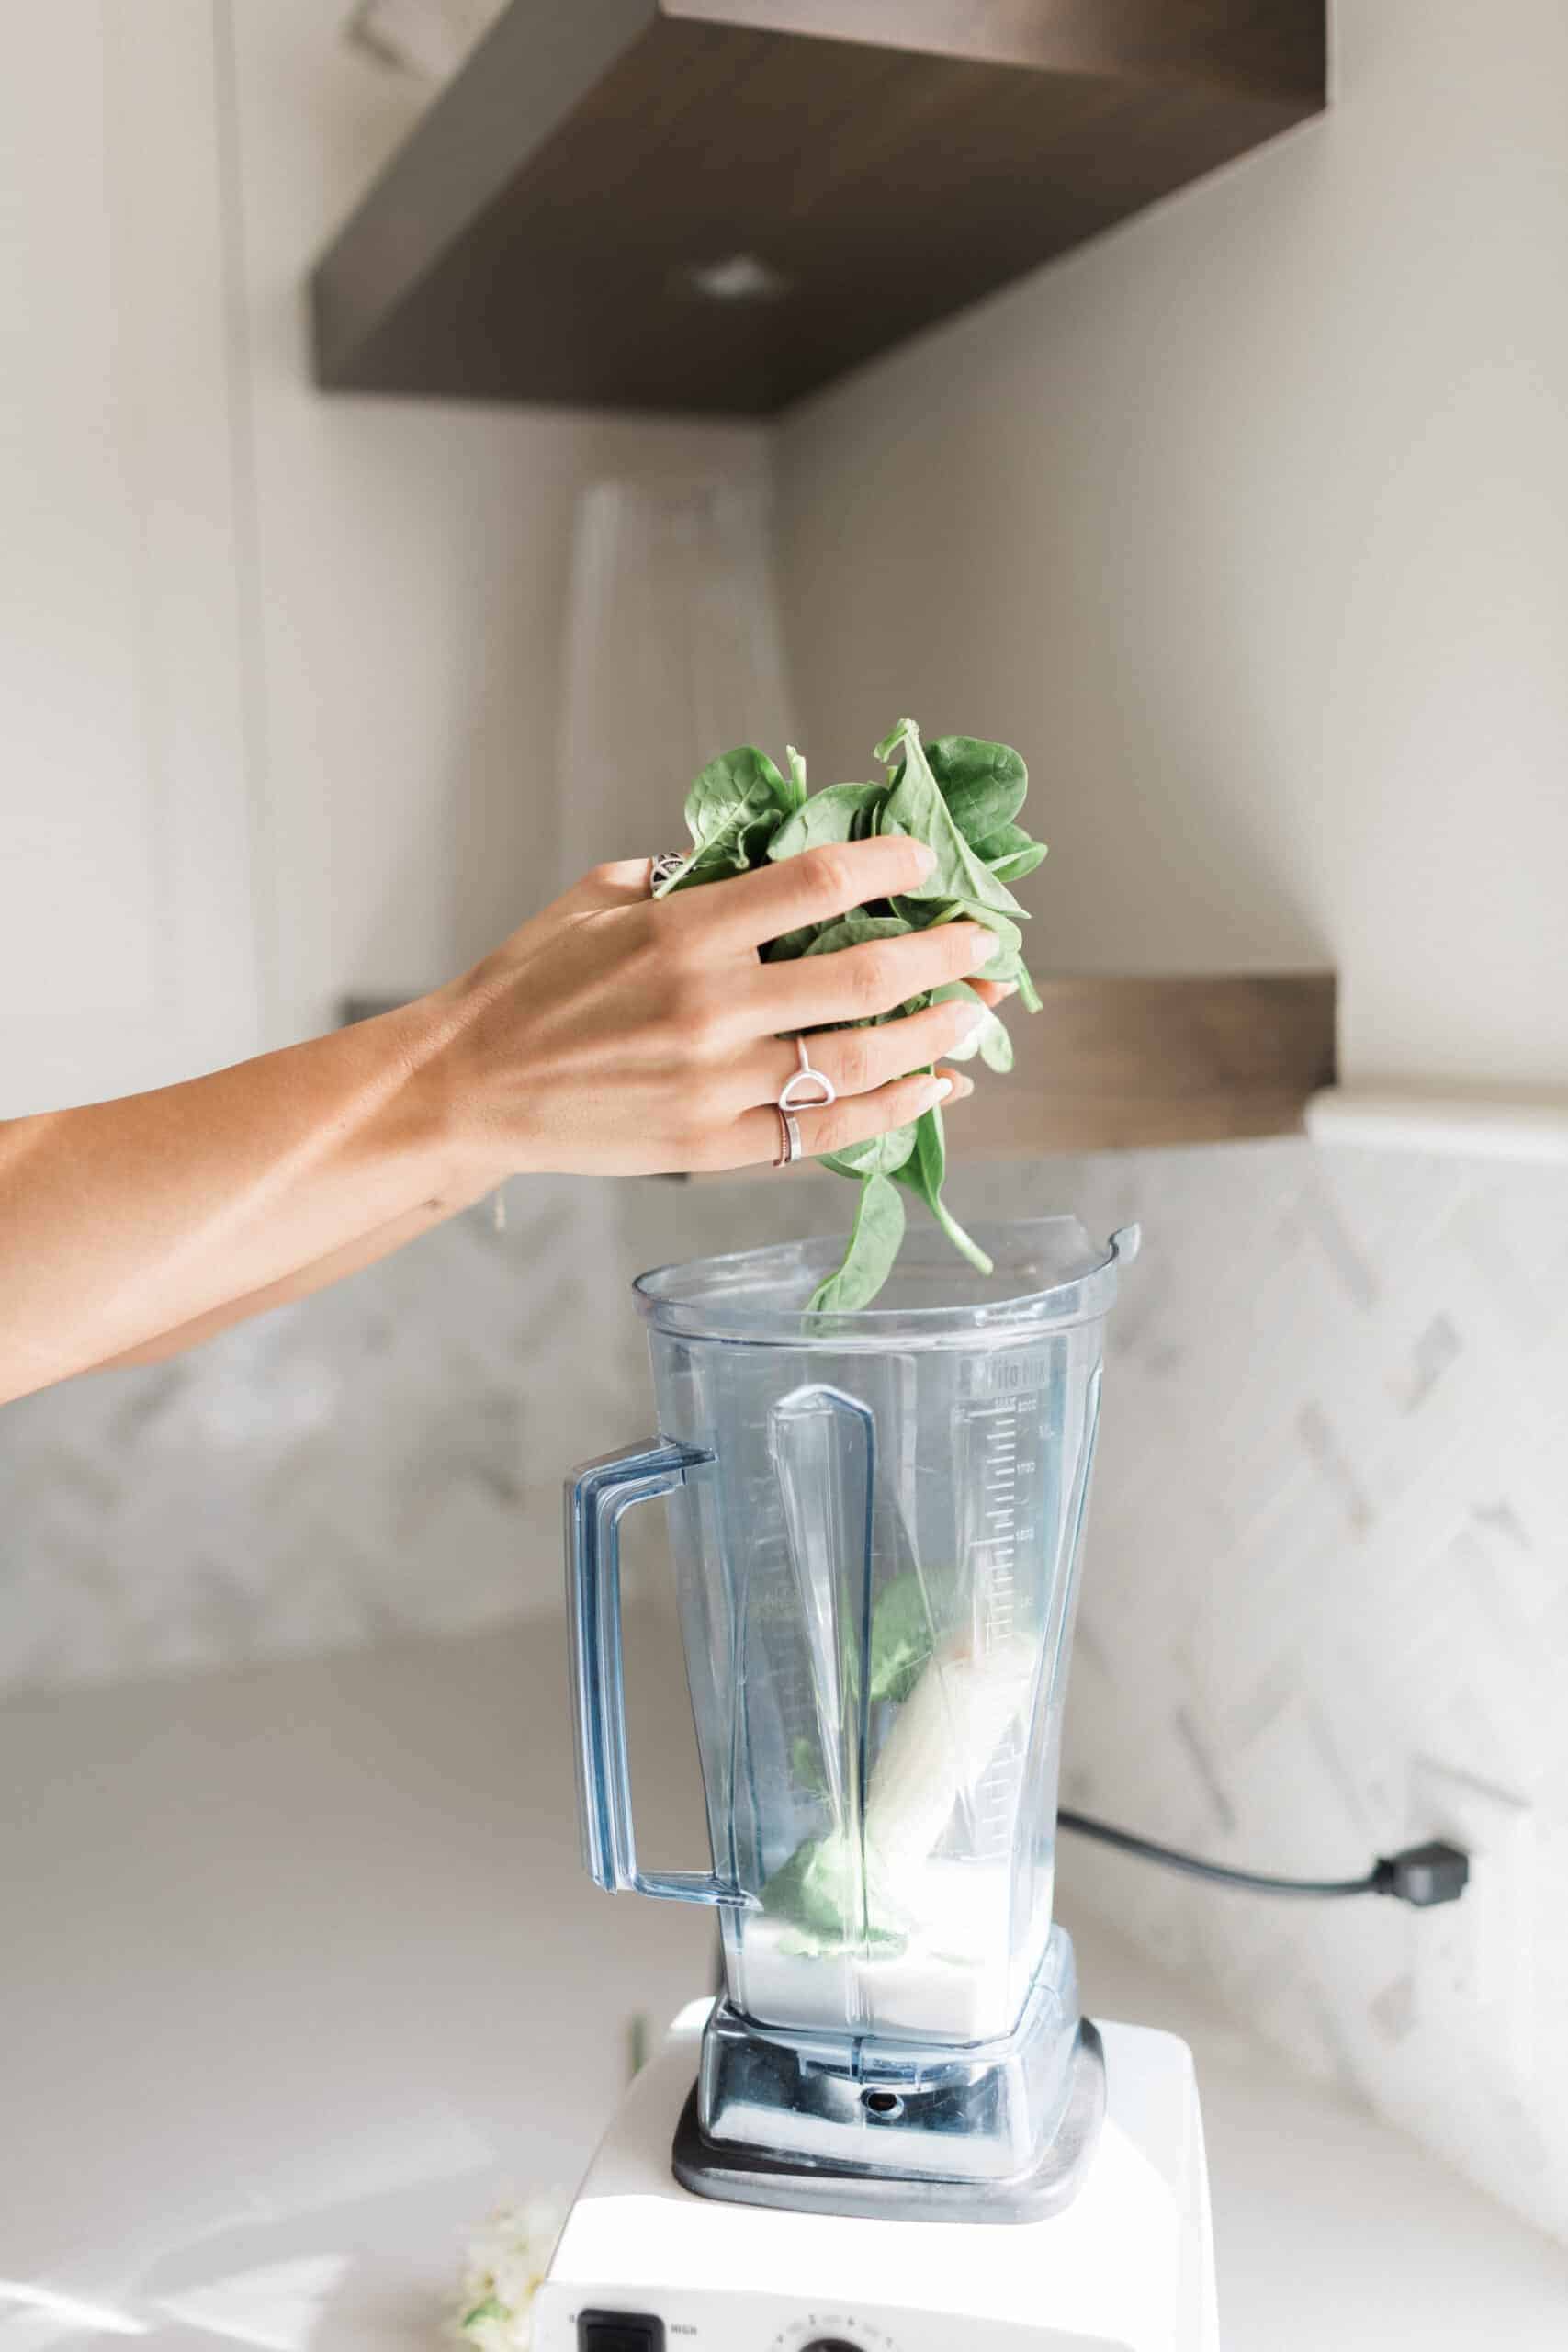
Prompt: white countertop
<box><xmin>2</xmin><ymin>1614</ymin><xmax>1563</xmax><ymax>2348</ymax></box>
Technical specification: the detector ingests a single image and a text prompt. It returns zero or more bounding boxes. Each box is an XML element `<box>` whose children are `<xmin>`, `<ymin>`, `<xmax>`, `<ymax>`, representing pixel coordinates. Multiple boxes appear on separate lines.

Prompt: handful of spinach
<box><xmin>654</xmin><ymin>717</ymin><xmax>1045</xmax><ymax>1310</ymax></box>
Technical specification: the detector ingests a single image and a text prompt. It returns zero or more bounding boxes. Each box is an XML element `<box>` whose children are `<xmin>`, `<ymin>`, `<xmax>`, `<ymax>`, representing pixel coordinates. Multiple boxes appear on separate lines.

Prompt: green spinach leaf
<box><xmin>803</xmin><ymin>911</ymin><xmax>912</xmax><ymax>956</ymax></box>
<box><xmin>967</xmin><ymin>936</ymin><xmax>1043</xmax><ymax>1013</ymax></box>
<box><xmin>768</xmin><ymin>782</ymin><xmax>886</xmax><ymax>862</ymax></box>
<box><xmin>925</xmin><ymin>735</ymin><xmax>1028</xmax><ymax>845</ymax></box>
<box><xmin>874</xmin><ymin>719</ymin><xmax>1026</xmax><ymax>922</ymax></box>
<box><xmin>761</xmin><ymin>921</ymin><xmax>826</xmax><ymax>963</ymax></box>
<box><xmin>929</xmin><ymin>981</ymin><xmax>1014</xmax><ymax>1074</ymax></box>
<box><xmin>895</xmin><ymin>894</ymin><xmax>1024</xmax><ymax>988</ymax></box>
<box><xmin>807</xmin><ymin>1171</ymin><xmax>906</xmax><ymax>1312</ymax></box>
<box><xmin>976</xmin><ymin>820</ymin><xmax>1049</xmax><ymax>884</ymax></box>
<box><xmin>820</xmin><ymin>1123</ymin><xmax>919</xmax><ymax>1178</ymax></box>
<box><xmin>759</xmin><ymin>1826</ymin><xmax>908</xmax><ymax>1955</ymax></box>
<box><xmin>868</xmin><ymin>1566</ymin><xmax>954</xmax><ymax>1704</ymax></box>
<box><xmin>659</xmin><ymin>715</ymin><xmax>1044</xmax><ymax>1306</ymax></box>
<box><xmin>653</xmin><ymin>746</ymin><xmax>793</xmax><ymax>897</ymax></box>
<box><xmin>893</xmin><ymin>1105</ymin><xmax>993</xmax><ymax>1278</ymax></box>
<box><xmin>1002</xmin><ymin>954</ymin><xmax>1044</xmax><ymax>1015</ymax></box>
<box><xmin>908</xmin><ymin>896</ymin><xmax>1022</xmax><ymax>952</ymax></box>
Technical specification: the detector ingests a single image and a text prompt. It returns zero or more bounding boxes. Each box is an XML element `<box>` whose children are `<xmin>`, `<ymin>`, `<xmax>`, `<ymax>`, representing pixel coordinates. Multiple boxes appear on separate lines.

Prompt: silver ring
<box><xmin>778</xmin><ymin>1033</ymin><xmax>837</xmax><ymax>1113</ymax></box>
<box><xmin>773</xmin><ymin>1106</ymin><xmax>802</xmax><ymax>1167</ymax></box>
<box><xmin>649</xmin><ymin>849</ymin><xmax>687</xmax><ymax>892</ymax></box>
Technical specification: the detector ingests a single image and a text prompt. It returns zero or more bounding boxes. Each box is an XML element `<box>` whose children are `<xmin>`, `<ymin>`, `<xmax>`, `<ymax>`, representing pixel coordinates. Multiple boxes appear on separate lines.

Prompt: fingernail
<box><xmin>996</xmin><ymin>981</ymin><xmax>1019</xmax><ymax>1000</ymax></box>
<box><xmin>911</xmin><ymin>843</ymin><xmax>938</xmax><ymax>878</ymax></box>
<box><xmin>929</xmin><ymin>1075</ymin><xmax>954</xmax><ymax>1102</ymax></box>
<box><xmin>955</xmin><ymin>1001</ymin><xmax>987</xmax><ymax>1037</ymax></box>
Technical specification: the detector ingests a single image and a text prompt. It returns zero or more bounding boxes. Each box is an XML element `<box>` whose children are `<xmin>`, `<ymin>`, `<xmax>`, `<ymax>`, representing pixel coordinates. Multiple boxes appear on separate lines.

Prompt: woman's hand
<box><xmin>0</xmin><ymin>839</ymin><xmax>1017</xmax><ymax>1399</ymax></box>
<box><xmin>418</xmin><ymin>837</ymin><xmax>1010</xmax><ymax>1180</ymax></box>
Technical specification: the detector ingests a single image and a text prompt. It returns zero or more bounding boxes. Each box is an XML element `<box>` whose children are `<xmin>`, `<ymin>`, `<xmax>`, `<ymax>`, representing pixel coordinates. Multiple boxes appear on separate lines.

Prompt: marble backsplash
<box><xmin>2</xmin><ymin>1137</ymin><xmax>1565</xmax><ymax>2242</ymax></box>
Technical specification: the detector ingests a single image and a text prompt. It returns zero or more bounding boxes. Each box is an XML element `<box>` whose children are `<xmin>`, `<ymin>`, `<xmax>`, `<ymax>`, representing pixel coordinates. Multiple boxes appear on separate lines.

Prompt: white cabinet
<box><xmin>0</xmin><ymin>5</ymin><xmax>259</xmax><ymax>1115</ymax></box>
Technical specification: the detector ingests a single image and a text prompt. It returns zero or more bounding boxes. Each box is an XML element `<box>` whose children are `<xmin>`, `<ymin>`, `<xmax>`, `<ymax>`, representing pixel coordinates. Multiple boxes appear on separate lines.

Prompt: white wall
<box><xmin>0</xmin><ymin>0</ymin><xmax>769</xmax><ymax>1116</ymax></box>
<box><xmin>228</xmin><ymin>0</ymin><xmax>770</xmax><ymax>1048</ymax></box>
<box><xmin>777</xmin><ymin>0</ymin><xmax>1568</xmax><ymax>1092</ymax></box>
<box><xmin>0</xmin><ymin>6</ymin><xmax>258</xmax><ymax>1114</ymax></box>
<box><xmin>955</xmin><ymin>1135</ymin><xmax>1568</xmax><ymax>2250</ymax></box>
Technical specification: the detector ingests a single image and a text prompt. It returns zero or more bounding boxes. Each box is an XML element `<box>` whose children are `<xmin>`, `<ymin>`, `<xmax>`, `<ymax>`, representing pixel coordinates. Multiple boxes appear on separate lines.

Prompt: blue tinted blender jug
<box><xmin>565</xmin><ymin>1216</ymin><xmax>1138</xmax><ymax>2221</ymax></box>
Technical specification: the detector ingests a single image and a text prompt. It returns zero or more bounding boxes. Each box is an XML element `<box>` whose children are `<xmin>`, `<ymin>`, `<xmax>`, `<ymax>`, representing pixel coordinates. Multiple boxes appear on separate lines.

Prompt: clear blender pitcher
<box><xmin>566</xmin><ymin>1216</ymin><xmax>1137</xmax><ymax>2222</ymax></box>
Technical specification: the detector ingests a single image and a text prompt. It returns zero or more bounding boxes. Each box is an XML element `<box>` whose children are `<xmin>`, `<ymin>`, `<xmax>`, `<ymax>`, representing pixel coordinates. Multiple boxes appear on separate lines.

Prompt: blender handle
<box><xmin>565</xmin><ymin>1438</ymin><xmax>749</xmax><ymax>1909</ymax></box>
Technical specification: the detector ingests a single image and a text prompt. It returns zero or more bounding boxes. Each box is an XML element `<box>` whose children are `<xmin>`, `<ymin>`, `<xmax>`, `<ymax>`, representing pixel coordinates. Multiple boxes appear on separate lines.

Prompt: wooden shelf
<box><xmin>960</xmin><ymin>972</ymin><xmax>1337</xmax><ymax>1156</ymax></box>
<box><xmin>310</xmin><ymin>0</ymin><xmax>1325</xmax><ymax>416</ymax></box>
<box><xmin>346</xmin><ymin>974</ymin><xmax>1336</xmax><ymax>1160</ymax></box>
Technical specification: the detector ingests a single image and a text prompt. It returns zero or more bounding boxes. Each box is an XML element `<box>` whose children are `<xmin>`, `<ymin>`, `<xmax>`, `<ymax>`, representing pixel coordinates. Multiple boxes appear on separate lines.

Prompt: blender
<box><xmin>536</xmin><ymin>1217</ymin><xmax>1217</xmax><ymax>2351</ymax></box>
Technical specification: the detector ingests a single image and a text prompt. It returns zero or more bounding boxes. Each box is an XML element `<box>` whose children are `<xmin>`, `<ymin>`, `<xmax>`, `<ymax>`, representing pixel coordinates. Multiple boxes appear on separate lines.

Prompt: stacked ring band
<box><xmin>773</xmin><ymin>1035</ymin><xmax>834</xmax><ymax>1170</ymax></box>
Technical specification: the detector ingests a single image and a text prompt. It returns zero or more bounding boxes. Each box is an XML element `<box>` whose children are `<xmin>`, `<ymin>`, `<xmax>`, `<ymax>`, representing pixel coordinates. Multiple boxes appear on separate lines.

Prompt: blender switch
<box><xmin>578</xmin><ymin>2315</ymin><xmax>664</xmax><ymax>2350</ymax></box>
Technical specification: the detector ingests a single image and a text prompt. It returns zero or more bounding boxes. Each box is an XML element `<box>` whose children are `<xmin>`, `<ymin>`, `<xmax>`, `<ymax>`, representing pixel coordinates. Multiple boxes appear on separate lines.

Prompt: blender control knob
<box><xmin>577</xmin><ymin>2314</ymin><xmax>664</xmax><ymax>2350</ymax></box>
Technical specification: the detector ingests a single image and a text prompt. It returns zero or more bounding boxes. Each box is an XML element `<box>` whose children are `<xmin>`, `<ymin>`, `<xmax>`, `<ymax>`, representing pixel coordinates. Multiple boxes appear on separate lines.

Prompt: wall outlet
<box><xmin>1409</xmin><ymin>1758</ymin><xmax>1535</xmax><ymax>2077</ymax></box>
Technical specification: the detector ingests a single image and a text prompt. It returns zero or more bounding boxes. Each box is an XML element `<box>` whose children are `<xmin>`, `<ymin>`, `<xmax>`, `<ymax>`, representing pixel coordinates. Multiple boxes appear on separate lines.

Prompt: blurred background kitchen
<box><xmin>3</xmin><ymin>3</ymin><xmax>1567</xmax><ymax>2343</ymax></box>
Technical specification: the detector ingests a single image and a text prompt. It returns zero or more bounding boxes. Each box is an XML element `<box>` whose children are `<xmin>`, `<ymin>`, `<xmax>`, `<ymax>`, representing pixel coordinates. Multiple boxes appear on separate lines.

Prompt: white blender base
<box><xmin>535</xmin><ymin>1999</ymin><xmax>1219</xmax><ymax>2352</ymax></box>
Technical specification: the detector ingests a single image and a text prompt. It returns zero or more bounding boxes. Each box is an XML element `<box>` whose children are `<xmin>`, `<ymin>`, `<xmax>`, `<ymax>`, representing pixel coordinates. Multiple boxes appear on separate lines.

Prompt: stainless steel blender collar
<box><xmin>634</xmin><ymin>1216</ymin><xmax>1140</xmax><ymax>1349</ymax></box>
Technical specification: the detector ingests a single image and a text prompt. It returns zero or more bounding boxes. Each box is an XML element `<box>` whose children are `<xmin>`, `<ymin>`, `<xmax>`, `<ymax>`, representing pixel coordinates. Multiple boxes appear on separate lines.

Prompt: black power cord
<box><xmin>1058</xmin><ymin>1808</ymin><xmax>1471</xmax><ymax>1908</ymax></box>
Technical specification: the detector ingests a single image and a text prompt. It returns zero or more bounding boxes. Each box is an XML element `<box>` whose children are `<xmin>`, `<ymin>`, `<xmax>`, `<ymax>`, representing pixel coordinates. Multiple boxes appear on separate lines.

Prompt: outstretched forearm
<box><xmin>88</xmin><ymin>1188</ymin><xmax>492</xmax><ymax>1372</ymax></box>
<box><xmin>2</xmin><ymin>840</ymin><xmax>996</xmax><ymax>1407</ymax></box>
<box><xmin>0</xmin><ymin>999</ymin><xmax>478</xmax><ymax>1404</ymax></box>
